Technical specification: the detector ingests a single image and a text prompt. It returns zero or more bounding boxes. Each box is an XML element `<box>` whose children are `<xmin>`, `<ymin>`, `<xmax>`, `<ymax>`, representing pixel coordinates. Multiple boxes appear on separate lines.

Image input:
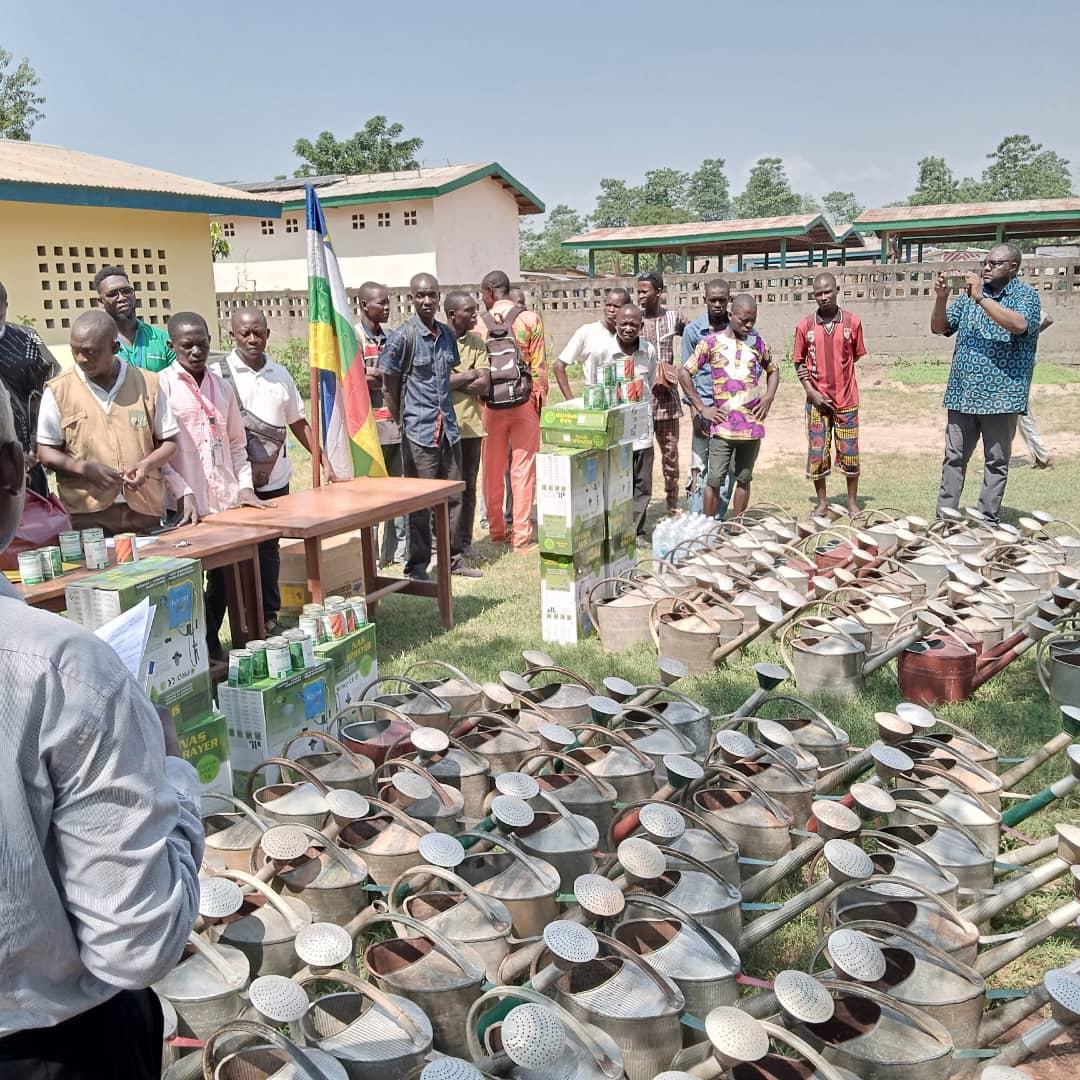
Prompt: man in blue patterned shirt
<box><xmin>931</xmin><ymin>243</ymin><xmax>1040</xmax><ymax>523</ymax></box>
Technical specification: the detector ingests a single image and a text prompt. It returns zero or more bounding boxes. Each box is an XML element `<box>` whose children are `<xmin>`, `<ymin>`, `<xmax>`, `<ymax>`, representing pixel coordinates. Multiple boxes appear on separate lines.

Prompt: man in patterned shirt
<box><xmin>637</xmin><ymin>272</ymin><xmax>688</xmax><ymax>516</ymax></box>
<box><xmin>931</xmin><ymin>244</ymin><xmax>1040</xmax><ymax>523</ymax></box>
<box><xmin>678</xmin><ymin>294</ymin><xmax>778</xmax><ymax>519</ymax></box>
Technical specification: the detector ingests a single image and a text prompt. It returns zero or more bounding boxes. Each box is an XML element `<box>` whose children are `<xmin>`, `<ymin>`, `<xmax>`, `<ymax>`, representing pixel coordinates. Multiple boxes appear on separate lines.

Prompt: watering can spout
<box><xmin>730</xmin><ymin>664</ymin><xmax>789</xmax><ymax>719</ymax></box>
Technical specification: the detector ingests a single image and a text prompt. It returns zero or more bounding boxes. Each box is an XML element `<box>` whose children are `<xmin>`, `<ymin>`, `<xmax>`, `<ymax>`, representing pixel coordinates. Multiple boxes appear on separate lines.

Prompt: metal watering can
<box><xmin>153</xmin><ymin>932</ymin><xmax>249</xmax><ymax>1040</ymax></box>
<box><xmin>373</xmin><ymin>758</ymin><xmax>465</xmax><ymax>833</ymax></box>
<box><xmin>280</xmin><ymin>729</ymin><xmax>376</xmax><ymax>795</ymax></box>
<box><xmin>604</xmin><ymin>681</ymin><xmax>713</xmax><ymax>758</ymax></box>
<box><xmin>385</xmin><ymin>727</ymin><xmax>491</xmax><ymax>822</ymax></box>
<box><xmin>506</xmin><ymin>791</ymin><xmax>600</xmax><ymax>891</ymax></box>
<box><xmin>747</xmin><ymin>696</ymin><xmax>850</xmax><ymax>771</ymax></box>
<box><xmin>363</xmin><ymin>911</ymin><xmax>485</xmax><ymax>1060</ymax></box>
<box><xmin>452</xmin><ymin>713</ymin><xmax>541</xmax><ymax>778</ymax></box>
<box><xmin>403</xmin><ymin>659</ymin><xmax>484</xmax><ymax>718</ymax></box>
<box><xmin>530</xmin><ymin>750</ymin><xmax>618</xmax><ymax>842</ymax></box>
<box><xmin>567</xmin><ymin>721</ymin><xmax>659</xmax><ymax>806</ymax></box>
<box><xmin>363</xmin><ymin>675</ymin><xmax>455</xmax><ymax>734</ymax></box>
<box><xmin>247</xmin><ymin>757</ymin><xmax>334</xmax><ymax>831</ymax></box>
<box><xmin>779</xmin><ymin>616</ymin><xmax>866</xmax><ymax>697</ymax></box>
<box><xmin>202</xmin><ymin>793</ymin><xmax>271</xmax><ymax>872</ymax></box>
<box><xmin>336</xmin><ymin>794</ymin><xmax>432</xmax><ymax>886</ymax></box>
<box><xmin>338</xmin><ymin>700</ymin><xmax>418</xmax><ymax>767</ymax></box>
<box><xmin>511</xmin><ymin>656</ymin><xmax>599</xmax><ymax>726</ymax></box>
<box><xmin>1036</xmin><ymin>626</ymin><xmax>1080</xmax><ymax>708</ymax></box>
<box><xmin>201</xmin><ymin>1020</ymin><xmax>349</xmax><ymax>1080</ymax></box>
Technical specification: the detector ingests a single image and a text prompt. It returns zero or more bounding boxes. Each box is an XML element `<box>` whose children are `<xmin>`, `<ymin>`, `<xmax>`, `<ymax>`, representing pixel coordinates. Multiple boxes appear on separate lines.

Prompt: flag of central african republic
<box><xmin>306</xmin><ymin>185</ymin><xmax>386</xmax><ymax>478</ymax></box>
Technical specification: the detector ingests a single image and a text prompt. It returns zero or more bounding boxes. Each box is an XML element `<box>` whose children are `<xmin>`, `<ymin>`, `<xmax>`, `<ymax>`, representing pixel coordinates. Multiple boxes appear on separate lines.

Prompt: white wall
<box><xmin>432</xmin><ymin>179</ymin><xmax>521</xmax><ymax>284</ymax></box>
<box><xmin>214</xmin><ymin>251</ymin><xmax>437</xmax><ymax>292</ymax></box>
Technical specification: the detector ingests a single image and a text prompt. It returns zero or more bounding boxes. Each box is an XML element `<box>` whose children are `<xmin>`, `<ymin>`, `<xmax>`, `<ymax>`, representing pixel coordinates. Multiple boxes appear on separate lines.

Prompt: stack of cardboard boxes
<box><xmin>537</xmin><ymin>399</ymin><xmax>649</xmax><ymax>643</ymax></box>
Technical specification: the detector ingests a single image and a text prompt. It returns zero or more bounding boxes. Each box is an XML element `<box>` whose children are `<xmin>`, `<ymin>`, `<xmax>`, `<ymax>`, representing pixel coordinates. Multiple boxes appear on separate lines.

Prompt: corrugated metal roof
<box><xmin>566</xmin><ymin>214</ymin><xmax>828</xmax><ymax>245</ymax></box>
<box><xmin>0</xmin><ymin>139</ymin><xmax>280</xmax><ymax>215</ymax></box>
<box><xmin>857</xmin><ymin>198</ymin><xmax>1080</xmax><ymax>225</ymax></box>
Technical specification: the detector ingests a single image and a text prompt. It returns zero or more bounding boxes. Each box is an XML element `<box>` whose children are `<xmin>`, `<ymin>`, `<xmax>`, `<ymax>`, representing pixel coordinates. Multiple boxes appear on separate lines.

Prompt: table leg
<box><xmin>360</xmin><ymin>526</ymin><xmax>380</xmax><ymax>617</ymax></box>
<box><xmin>224</xmin><ymin>564</ymin><xmax>246</xmax><ymax>646</ymax></box>
<box><xmin>240</xmin><ymin>551</ymin><xmax>265</xmax><ymax>643</ymax></box>
<box><xmin>433</xmin><ymin>498</ymin><xmax>453</xmax><ymax>629</ymax></box>
<box><xmin>305</xmin><ymin>538</ymin><xmax>325</xmax><ymax>605</ymax></box>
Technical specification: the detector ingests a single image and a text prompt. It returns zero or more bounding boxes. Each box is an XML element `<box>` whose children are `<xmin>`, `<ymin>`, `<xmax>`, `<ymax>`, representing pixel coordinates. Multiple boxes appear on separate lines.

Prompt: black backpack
<box><xmin>480</xmin><ymin>303</ymin><xmax>532</xmax><ymax>409</ymax></box>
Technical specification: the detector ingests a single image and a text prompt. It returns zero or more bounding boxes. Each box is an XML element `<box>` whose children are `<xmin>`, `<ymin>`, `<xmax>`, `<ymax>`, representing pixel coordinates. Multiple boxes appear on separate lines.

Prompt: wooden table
<box><xmin>18</xmin><ymin>521</ymin><xmax>279</xmax><ymax>645</ymax></box>
<box><xmin>207</xmin><ymin>477</ymin><xmax>465</xmax><ymax>628</ymax></box>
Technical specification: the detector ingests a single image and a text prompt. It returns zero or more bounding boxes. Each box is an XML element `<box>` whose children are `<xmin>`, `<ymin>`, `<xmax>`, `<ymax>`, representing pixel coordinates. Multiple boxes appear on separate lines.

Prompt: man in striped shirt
<box><xmin>637</xmin><ymin>271</ymin><xmax>689</xmax><ymax>516</ymax></box>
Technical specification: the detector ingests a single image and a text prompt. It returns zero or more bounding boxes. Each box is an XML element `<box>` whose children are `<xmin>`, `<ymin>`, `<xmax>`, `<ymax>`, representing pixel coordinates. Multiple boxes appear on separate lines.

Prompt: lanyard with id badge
<box><xmin>183</xmin><ymin>371</ymin><xmax>225</xmax><ymax>466</ymax></box>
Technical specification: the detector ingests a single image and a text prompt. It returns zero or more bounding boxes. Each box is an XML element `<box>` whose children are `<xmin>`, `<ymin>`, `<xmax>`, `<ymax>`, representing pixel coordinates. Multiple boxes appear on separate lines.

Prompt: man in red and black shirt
<box><xmin>793</xmin><ymin>272</ymin><xmax>867</xmax><ymax>517</ymax></box>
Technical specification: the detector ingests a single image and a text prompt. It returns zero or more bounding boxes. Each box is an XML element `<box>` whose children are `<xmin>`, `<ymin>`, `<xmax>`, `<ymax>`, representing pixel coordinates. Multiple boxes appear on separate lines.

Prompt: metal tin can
<box><xmin>59</xmin><ymin>530</ymin><xmax>83</xmax><ymax>563</ymax></box>
<box><xmin>284</xmin><ymin>628</ymin><xmax>315</xmax><ymax>670</ymax></box>
<box><xmin>115</xmin><ymin>533</ymin><xmax>138</xmax><ymax>563</ymax></box>
<box><xmin>583</xmin><ymin>386</ymin><xmax>602</xmax><ymax>410</ymax></box>
<box><xmin>298</xmin><ymin>613</ymin><xmax>321</xmax><ymax>643</ymax></box>
<box><xmin>246</xmin><ymin>639</ymin><xmax>269</xmax><ymax>680</ymax></box>
<box><xmin>41</xmin><ymin>546</ymin><xmax>64</xmax><ymax>578</ymax></box>
<box><xmin>228</xmin><ymin>649</ymin><xmax>254</xmax><ymax>687</ymax></box>
<box><xmin>302</xmin><ymin>602</ymin><xmax>323</xmax><ymax>616</ymax></box>
<box><xmin>329</xmin><ymin>600</ymin><xmax>356</xmax><ymax>634</ymax></box>
<box><xmin>323</xmin><ymin>608</ymin><xmax>347</xmax><ymax>640</ymax></box>
<box><xmin>347</xmin><ymin>596</ymin><xmax>368</xmax><ymax>627</ymax></box>
<box><xmin>601</xmin><ymin>361</ymin><xmax>618</xmax><ymax>387</ymax></box>
<box><xmin>80</xmin><ymin>527</ymin><xmax>105</xmax><ymax>547</ymax></box>
<box><xmin>84</xmin><ymin>539</ymin><xmax>109</xmax><ymax>570</ymax></box>
<box><xmin>17</xmin><ymin>551</ymin><xmax>44</xmax><ymax>586</ymax></box>
<box><xmin>265</xmin><ymin>638</ymin><xmax>292</xmax><ymax>679</ymax></box>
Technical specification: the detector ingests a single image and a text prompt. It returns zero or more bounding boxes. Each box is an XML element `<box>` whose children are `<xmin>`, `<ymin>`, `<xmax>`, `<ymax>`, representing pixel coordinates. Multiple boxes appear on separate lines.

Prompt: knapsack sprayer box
<box><xmin>64</xmin><ymin>556</ymin><xmax>212</xmax><ymax>727</ymax></box>
<box><xmin>540</xmin><ymin>541</ymin><xmax>604</xmax><ymax>644</ymax></box>
<box><xmin>177</xmin><ymin>711</ymin><xmax>232</xmax><ymax>798</ymax></box>
<box><xmin>537</xmin><ymin>448</ymin><xmax>606</xmax><ymax>555</ymax></box>
<box><xmin>603</xmin><ymin>527</ymin><xmax>637</xmax><ymax>589</ymax></box>
<box><xmin>603</xmin><ymin>443</ymin><xmax>633</xmax><ymax>508</ymax></box>
<box><xmin>541</xmin><ymin>399</ymin><xmax>627</xmax><ymax>450</ymax></box>
<box><xmin>314</xmin><ymin>623</ymin><xmax>378</xmax><ymax>711</ymax></box>
<box><xmin>219</xmin><ymin>660</ymin><xmax>335</xmax><ymax>776</ymax></box>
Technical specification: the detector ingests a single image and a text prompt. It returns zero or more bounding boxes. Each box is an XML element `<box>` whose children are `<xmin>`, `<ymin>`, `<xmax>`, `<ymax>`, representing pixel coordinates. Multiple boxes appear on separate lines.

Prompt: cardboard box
<box><xmin>177</xmin><ymin>711</ymin><xmax>233</xmax><ymax>798</ymax></box>
<box><xmin>604</xmin><ymin>499</ymin><xmax>635</xmax><ymax>541</ymax></box>
<box><xmin>620</xmin><ymin>402</ymin><xmax>653</xmax><ymax>447</ymax></box>
<box><xmin>603</xmin><ymin>443</ymin><xmax>634</xmax><ymax>508</ymax></box>
<box><xmin>541</xmin><ymin>399</ymin><xmax>628</xmax><ymax>450</ymax></box>
<box><xmin>604</xmin><ymin>527</ymin><xmax>637</xmax><ymax>587</ymax></box>
<box><xmin>537</xmin><ymin>448</ymin><xmax>606</xmax><ymax>555</ymax></box>
<box><xmin>314</xmin><ymin>623</ymin><xmax>379</xmax><ymax>711</ymax></box>
<box><xmin>65</xmin><ymin>556</ymin><xmax>212</xmax><ymax>727</ymax></box>
<box><xmin>540</xmin><ymin>542</ymin><xmax>604</xmax><ymax>644</ymax></box>
<box><xmin>219</xmin><ymin>660</ymin><xmax>335</xmax><ymax>774</ymax></box>
<box><xmin>278</xmin><ymin>531</ymin><xmax>366</xmax><ymax>614</ymax></box>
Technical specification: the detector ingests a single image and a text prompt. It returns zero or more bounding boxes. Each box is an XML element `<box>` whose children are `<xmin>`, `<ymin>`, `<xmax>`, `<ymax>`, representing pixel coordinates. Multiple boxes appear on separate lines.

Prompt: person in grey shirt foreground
<box><xmin>0</xmin><ymin>380</ymin><xmax>204</xmax><ymax>1075</ymax></box>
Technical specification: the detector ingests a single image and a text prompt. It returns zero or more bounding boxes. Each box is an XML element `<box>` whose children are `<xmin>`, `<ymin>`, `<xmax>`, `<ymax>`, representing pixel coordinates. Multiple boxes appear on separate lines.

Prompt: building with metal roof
<box><xmin>562</xmin><ymin>213</ymin><xmax>864</xmax><ymax>275</ymax></box>
<box><xmin>854</xmin><ymin>198</ymin><xmax>1080</xmax><ymax>261</ymax></box>
<box><xmin>0</xmin><ymin>139</ymin><xmax>279</xmax><ymax>346</ymax></box>
<box><xmin>212</xmin><ymin>162</ymin><xmax>544</xmax><ymax>292</ymax></box>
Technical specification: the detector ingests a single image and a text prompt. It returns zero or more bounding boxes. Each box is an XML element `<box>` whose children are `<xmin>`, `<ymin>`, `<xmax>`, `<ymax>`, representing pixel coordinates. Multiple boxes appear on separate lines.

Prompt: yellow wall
<box><xmin>0</xmin><ymin>201</ymin><xmax>218</xmax><ymax>350</ymax></box>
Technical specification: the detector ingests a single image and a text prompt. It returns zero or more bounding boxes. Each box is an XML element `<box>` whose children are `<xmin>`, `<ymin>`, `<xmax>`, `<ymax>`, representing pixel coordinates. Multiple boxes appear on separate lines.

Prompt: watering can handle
<box><xmin>632</xmin><ymin>558</ymin><xmax>693</xmax><ymax>589</ymax></box>
<box><xmin>279</xmin><ymin>729</ymin><xmax>378</xmax><ymax>779</ymax></box>
<box><xmin>858</xmin><ymin>828</ymin><xmax>954</xmax><ymax>879</ymax></box>
<box><xmin>185</xmin><ymin>931</ymin><xmax>244</xmax><ymax>986</ymax></box>
<box><xmin>605</xmin><ymin>800</ymin><xmax>738</xmax><ymax>855</ymax></box>
<box><xmin>292</xmin><ymin>969</ymin><xmax>430</xmax><ymax>1048</ymax></box>
<box><xmin>607</xmin><ymin>704</ymin><xmax>697</xmax><ymax>754</ymax></box>
<box><xmin>586</xmin><ymin>574</ymin><xmax>643</xmax><ymax>627</ymax></box>
<box><xmin>653</xmin><ymin>844</ymin><xmax>744</xmax><ymax>900</ymax></box>
<box><xmin>245</xmin><ymin>756</ymin><xmax>329</xmax><ymax>801</ymax></box>
<box><xmin>200</xmin><ymin>793</ymin><xmax>269</xmax><ymax>834</ymax></box>
<box><xmin>818</xmin><ymin>872</ymin><xmax>972</xmax><ymax>938</ymax></box>
<box><xmin>331</xmin><ymin>698</ymin><xmax>417</xmax><ymax>738</ymax></box>
<box><xmin>402</xmin><ymin>658</ymin><xmax>480</xmax><ymax>690</ymax></box>
<box><xmin>363</xmin><ymin>795</ymin><xmax>435</xmax><ymax>838</ymax></box>
<box><xmin>373</xmin><ymin>757</ymin><xmax>456</xmax><ymax>808</ymax></box>
<box><xmin>852</xmin><ymin>506</ymin><xmax>908</xmax><ymax>527</ymax></box>
<box><xmin>263</xmin><ymin>822</ymin><xmax>366</xmax><ymax>879</ymax></box>
<box><xmin>592</xmin><ymin>932</ymin><xmax>686</xmax><ymax>1010</ymax></box>
<box><xmin>523</xmin><ymin>664</ymin><xmax>597</xmax><ymax>695</ymax></box>
<box><xmin>615</xmin><ymin>892</ymin><xmax>740</xmax><ymax>970</ymax></box>
<box><xmin>452</xmin><ymin>713</ymin><xmax>537</xmax><ymax>753</ymax></box>
<box><xmin>568</xmin><ymin>723</ymin><xmax>656</xmax><ymax>768</ymax></box>
<box><xmin>816</xmin><ymin>978</ymin><xmax>955</xmax><ymax>1047</ymax></box>
<box><xmin>696</xmin><ymin>764</ymin><xmax>796</xmax><ymax>828</ymax></box>
<box><xmin>777</xmin><ymin>616</ymin><xmax>864</xmax><ymax>679</ymax></box>
<box><xmin>1035</xmin><ymin>630</ymin><xmax>1067</xmax><ymax>695</ymax></box>
<box><xmin>534</xmin><ymin>789</ymin><xmax>597</xmax><ymax>846</ymax></box>
<box><xmin>903</xmin><ymin>733</ymin><xmax>998</xmax><ymax>785</ymax></box>
<box><xmin>524</xmin><ymin>749</ymin><xmax>615</xmax><ymax>797</ymax></box>
<box><xmin>919</xmin><ymin>714</ymin><xmax>996</xmax><ymax>756</ymax></box>
<box><xmin>386</xmin><ymin>864</ymin><xmax>511</xmax><ymax>932</ymax></box>
<box><xmin>464</xmin><ymin>986</ymin><xmax>622</xmax><ymax>1079</ymax></box>
<box><xmin>756</xmin><ymin>1021</ymin><xmax>851</xmax><ymax>1080</ymax></box>
<box><xmin>201</xmin><ymin>1020</ymin><xmax>330</xmax><ymax>1080</ymax></box>
<box><xmin>363</xmin><ymin>910</ymin><xmax>485</xmax><ymax>980</ymax></box>
<box><xmin>363</xmin><ymin>674</ymin><xmax>451</xmax><ymax>710</ymax></box>
<box><xmin>498</xmin><ymin>684</ymin><xmax>561</xmax><ymax>725</ymax></box>
<box><xmin>457</xmin><ymin>828</ymin><xmax>556</xmax><ymax>888</ymax></box>
<box><xmin>816</xmin><ymin>917</ymin><xmax>981</xmax><ymax>984</ymax></box>
<box><xmin>747</xmin><ymin>693</ymin><xmax>833</xmax><ymax>728</ymax></box>
<box><xmin>888</xmin><ymin>798</ymin><xmax>996</xmax><ymax>858</ymax></box>
<box><xmin>213</xmin><ymin>868</ymin><xmax>309</xmax><ymax>932</ymax></box>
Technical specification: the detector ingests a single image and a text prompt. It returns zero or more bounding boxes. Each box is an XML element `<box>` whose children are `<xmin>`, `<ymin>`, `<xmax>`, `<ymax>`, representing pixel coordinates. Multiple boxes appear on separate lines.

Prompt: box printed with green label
<box><xmin>603</xmin><ymin>527</ymin><xmax>637</xmax><ymax>590</ymax></box>
<box><xmin>219</xmin><ymin>660</ymin><xmax>335</xmax><ymax>774</ymax></box>
<box><xmin>540</xmin><ymin>399</ymin><xmax>627</xmax><ymax>450</ymax></box>
<box><xmin>314</xmin><ymin>623</ymin><xmax>379</xmax><ymax>711</ymax></box>
<box><xmin>64</xmin><ymin>556</ymin><xmax>212</xmax><ymax>727</ymax></box>
<box><xmin>603</xmin><ymin>443</ymin><xmax>634</xmax><ymax>507</ymax></box>
<box><xmin>540</xmin><ymin>541</ymin><xmax>604</xmax><ymax>644</ymax></box>
<box><xmin>177</xmin><ymin>711</ymin><xmax>232</xmax><ymax>797</ymax></box>
<box><xmin>537</xmin><ymin>448</ymin><xmax>606</xmax><ymax>555</ymax></box>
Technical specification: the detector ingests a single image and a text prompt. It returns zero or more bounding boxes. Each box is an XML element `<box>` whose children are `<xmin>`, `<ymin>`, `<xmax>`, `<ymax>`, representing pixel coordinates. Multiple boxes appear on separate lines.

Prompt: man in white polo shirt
<box><xmin>552</xmin><ymin>286</ymin><xmax>630</xmax><ymax>399</ymax></box>
<box><xmin>213</xmin><ymin>306</ymin><xmax>333</xmax><ymax>636</ymax></box>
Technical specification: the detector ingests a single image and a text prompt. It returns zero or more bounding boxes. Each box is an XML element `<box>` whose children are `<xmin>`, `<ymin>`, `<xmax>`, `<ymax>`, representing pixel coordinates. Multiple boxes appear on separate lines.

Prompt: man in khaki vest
<box><xmin>37</xmin><ymin>310</ymin><xmax>179</xmax><ymax>534</ymax></box>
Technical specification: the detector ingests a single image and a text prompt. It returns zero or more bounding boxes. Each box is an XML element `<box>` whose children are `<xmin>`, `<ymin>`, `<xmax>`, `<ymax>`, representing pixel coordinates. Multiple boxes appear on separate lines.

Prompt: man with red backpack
<box><xmin>477</xmin><ymin>269</ymin><xmax>548</xmax><ymax>553</ymax></box>
<box><xmin>793</xmin><ymin>272</ymin><xmax>867</xmax><ymax>518</ymax></box>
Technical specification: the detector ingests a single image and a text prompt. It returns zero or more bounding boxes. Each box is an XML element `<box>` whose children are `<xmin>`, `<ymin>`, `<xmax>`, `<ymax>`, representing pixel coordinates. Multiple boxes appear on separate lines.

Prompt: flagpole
<box><xmin>309</xmin><ymin>360</ymin><xmax>322</xmax><ymax>489</ymax></box>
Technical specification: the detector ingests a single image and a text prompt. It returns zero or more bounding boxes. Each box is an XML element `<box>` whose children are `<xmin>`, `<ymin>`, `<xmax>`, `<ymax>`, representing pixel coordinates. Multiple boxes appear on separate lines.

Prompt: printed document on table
<box><xmin>94</xmin><ymin>597</ymin><xmax>156</xmax><ymax>680</ymax></box>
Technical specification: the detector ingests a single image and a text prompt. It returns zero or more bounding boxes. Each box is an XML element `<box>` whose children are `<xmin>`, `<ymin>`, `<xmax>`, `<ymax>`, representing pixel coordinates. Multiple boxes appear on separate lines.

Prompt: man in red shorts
<box><xmin>793</xmin><ymin>272</ymin><xmax>867</xmax><ymax>517</ymax></box>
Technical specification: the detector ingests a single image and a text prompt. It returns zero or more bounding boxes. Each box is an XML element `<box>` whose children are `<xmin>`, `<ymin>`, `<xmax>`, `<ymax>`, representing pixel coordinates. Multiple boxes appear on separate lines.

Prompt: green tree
<box><xmin>908</xmin><ymin>156</ymin><xmax>961</xmax><ymax>205</ymax></box>
<box><xmin>519</xmin><ymin>204</ymin><xmax>588</xmax><ymax>271</ymax></box>
<box><xmin>732</xmin><ymin>157</ymin><xmax>809</xmax><ymax>218</ymax></box>
<box><xmin>592</xmin><ymin>178</ymin><xmax>636</xmax><ymax>228</ymax></box>
<box><xmin>0</xmin><ymin>47</ymin><xmax>45</xmax><ymax>140</ymax></box>
<box><xmin>821</xmin><ymin>190</ymin><xmax>864</xmax><ymax>227</ymax></box>
<box><xmin>686</xmin><ymin>158</ymin><xmax>731</xmax><ymax>221</ymax></box>
<box><xmin>292</xmin><ymin>115</ymin><xmax>423</xmax><ymax>177</ymax></box>
<box><xmin>209</xmin><ymin>221</ymin><xmax>231</xmax><ymax>261</ymax></box>
<box><xmin>639</xmin><ymin>168</ymin><xmax>689</xmax><ymax>212</ymax></box>
<box><xmin>979</xmin><ymin>134</ymin><xmax>1073</xmax><ymax>201</ymax></box>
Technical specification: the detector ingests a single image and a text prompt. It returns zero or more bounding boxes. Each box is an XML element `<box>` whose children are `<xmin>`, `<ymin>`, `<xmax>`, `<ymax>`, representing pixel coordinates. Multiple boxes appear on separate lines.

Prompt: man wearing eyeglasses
<box><xmin>931</xmin><ymin>243</ymin><xmax>1040</xmax><ymax>523</ymax></box>
<box><xmin>94</xmin><ymin>266</ymin><xmax>175</xmax><ymax>372</ymax></box>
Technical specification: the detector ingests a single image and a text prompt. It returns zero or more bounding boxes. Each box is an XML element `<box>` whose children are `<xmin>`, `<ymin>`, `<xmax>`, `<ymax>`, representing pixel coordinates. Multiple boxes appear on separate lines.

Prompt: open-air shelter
<box><xmin>562</xmin><ymin>213</ymin><xmax>864</xmax><ymax>275</ymax></box>
<box><xmin>854</xmin><ymin>198</ymin><xmax>1080</xmax><ymax>262</ymax></box>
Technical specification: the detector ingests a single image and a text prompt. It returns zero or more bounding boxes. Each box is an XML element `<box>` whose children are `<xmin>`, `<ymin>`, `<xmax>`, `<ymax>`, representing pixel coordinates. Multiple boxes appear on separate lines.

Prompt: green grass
<box><xmin>889</xmin><ymin>356</ymin><xmax>1080</xmax><ymax>386</ymax></box>
<box><xmin>267</xmin><ymin>421</ymin><xmax>1080</xmax><ymax>993</ymax></box>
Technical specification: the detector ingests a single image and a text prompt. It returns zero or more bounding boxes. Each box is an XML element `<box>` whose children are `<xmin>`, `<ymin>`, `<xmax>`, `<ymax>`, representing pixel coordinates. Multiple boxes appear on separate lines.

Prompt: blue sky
<box><xmin>6</xmin><ymin>0</ymin><xmax>1078</xmax><ymax>219</ymax></box>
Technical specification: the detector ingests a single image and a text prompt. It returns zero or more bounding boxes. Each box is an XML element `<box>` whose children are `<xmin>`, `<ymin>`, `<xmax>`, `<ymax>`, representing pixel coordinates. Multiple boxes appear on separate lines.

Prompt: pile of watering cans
<box><xmin>154</xmin><ymin>538</ymin><xmax>1080</xmax><ymax>1078</ymax></box>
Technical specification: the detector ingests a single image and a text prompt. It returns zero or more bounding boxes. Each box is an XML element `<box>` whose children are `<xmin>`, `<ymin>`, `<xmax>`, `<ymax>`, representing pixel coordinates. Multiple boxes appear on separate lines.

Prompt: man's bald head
<box><xmin>231</xmin><ymin>306</ymin><xmax>270</xmax><ymax>365</ymax></box>
<box><xmin>813</xmin><ymin>272</ymin><xmax>837</xmax><ymax>291</ymax></box>
<box><xmin>71</xmin><ymin>309</ymin><xmax>119</xmax><ymax>350</ymax></box>
<box><xmin>70</xmin><ymin>310</ymin><xmax>121</xmax><ymax>379</ymax></box>
<box><xmin>410</xmin><ymin>273</ymin><xmax>439</xmax><ymax>294</ymax></box>
<box><xmin>230</xmin><ymin>306</ymin><xmax>267</xmax><ymax>333</ymax></box>
<box><xmin>168</xmin><ymin>311</ymin><xmax>209</xmax><ymax>337</ymax></box>
<box><xmin>731</xmin><ymin>293</ymin><xmax>757</xmax><ymax>313</ymax></box>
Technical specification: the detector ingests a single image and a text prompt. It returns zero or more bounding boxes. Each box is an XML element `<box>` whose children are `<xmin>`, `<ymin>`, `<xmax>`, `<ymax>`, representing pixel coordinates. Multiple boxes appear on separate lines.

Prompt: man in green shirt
<box><xmin>94</xmin><ymin>266</ymin><xmax>175</xmax><ymax>372</ymax></box>
<box><xmin>445</xmin><ymin>290</ymin><xmax>487</xmax><ymax>574</ymax></box>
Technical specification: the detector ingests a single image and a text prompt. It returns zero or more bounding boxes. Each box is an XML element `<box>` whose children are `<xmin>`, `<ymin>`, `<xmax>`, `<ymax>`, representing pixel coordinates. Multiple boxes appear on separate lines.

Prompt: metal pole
<box><xmin>779</xmin><ymin>238</ymin><xmax>788</xmax><ymax>268</ymax></box>
<box><xmin>588</xmin><ymin>250</ymin><xmax>596</xmax><ymax>278</ymax></box>
<box><xmin>309</xmin><ymin>340</ymin><xmax>322</xmax><ymax>489</ymax></box>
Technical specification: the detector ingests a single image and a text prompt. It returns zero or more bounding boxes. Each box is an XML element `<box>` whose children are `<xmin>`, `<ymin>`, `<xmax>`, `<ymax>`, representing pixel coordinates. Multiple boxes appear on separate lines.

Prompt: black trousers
<box><xmin>633</xmin><ymin>446</ymin><xmax>655</xmax><ymax>538</ymax></box>
<box><xmin>207</xmin><ymin>482</ymin><xmax>289</xmax><ymax>647</ymax></box>
<box><xmin>401</xmin><ymin>435</ymin><xmax>463</xmax><ymax>576</ymax></box>
<box><xmin>0</xmin><ymin>989</ymin><xmax>162</xmax><ymax>1079</ymax></box>
<box><xmin>454</xmin><ymin>436</ymin><xmax>483</xmax><ymax>555</ymax></box>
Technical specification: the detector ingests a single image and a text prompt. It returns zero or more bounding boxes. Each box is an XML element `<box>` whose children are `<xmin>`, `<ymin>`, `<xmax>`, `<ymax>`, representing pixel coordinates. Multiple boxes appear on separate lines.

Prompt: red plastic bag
<box><xmin>0</xmin><ymin>489</ymin><xmax>72</xmax><ymax>570</ymax></box>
